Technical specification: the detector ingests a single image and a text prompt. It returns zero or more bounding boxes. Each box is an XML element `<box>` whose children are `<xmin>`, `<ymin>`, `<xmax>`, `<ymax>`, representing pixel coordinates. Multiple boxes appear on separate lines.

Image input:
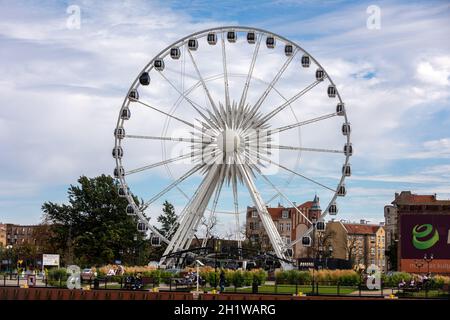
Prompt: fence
<box><xmin>1</xmin><ymin>273</ymin><xmax>449</xmax><ymax>299</ymax></box>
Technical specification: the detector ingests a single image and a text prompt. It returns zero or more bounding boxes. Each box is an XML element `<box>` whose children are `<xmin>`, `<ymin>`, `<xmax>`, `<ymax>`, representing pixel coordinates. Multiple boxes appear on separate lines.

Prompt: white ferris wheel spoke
<box><xmin>202</xmin><ymin>165</ymin><xmax>226</xmax><ymax>247</ymax></box>
<box><xmin>125</xmin><ymin>152</ymin><xmax>197</xmax><ymax>176</ymax></box>
<box><xmin>221</xmin><ymin>32</ymin><xmax>230</xmax><ymax>108</ymax></box>
<box><xmin>125</xmin><ymin>134</ymin><xmax>204</xmax><ymax>144</ymax></box>
<box><xmin>258</xmin><ymin>79</ymin><xmax>323</xmax><ymax>126</ymax></box>
<box><xmin>160</xmin><ymin>152</ymin><xmax>224</xmax><ymax>247</ymax></box>
<box><xmin>243</xmin><ymin>48</ymin><xmax>298</xmax><ymax>129</ymax></box>
<box><xmin>271</xmin><ymin>145</ymin><xmax>344</xmax><ymax>154</ymax></box>
<box><xmin>253</xmin><ymin>167</ymin><xmax>312</xmax><ymax>225</ymax></box>
<box><xmin>254</xmin><ymin>151</ymin><xmax>337</xmax><ymax>193</ymax></box>
<box><xmin>238</xmin><ymin>34</ymin><xmax>262</xmax><ymax>110</ymax></box>
<box><xmin>157</xmin><ymin>70</ymin><xmax>221</xmax><ymax>132</ymax></box>
<box><xmin>134</xmin><ymin>99</ymin><xmax>195</xmax><ymax>128</ymax></box>
<box><xmin>231</xmin><ymin>165</ymin><xmax>242</xmax><ymax>249</ymax></box>
<box><xmin>142</xmin><ymin>164</ymin><xmax>204</xmax><ymax>208</ymax></box>
<box><xmin>236</xmin><ymin>157</ymin><xmax>290</xmax><ymax>267</ymax></box>
<box><xmin>269</xmin><ymin>111</ymin><xmax>338</xmax><ymax>134</ymax></box>
<box><xmin>161</xmin><ymin>164</ymin><xmax>222</xmax><ymax>264</ymax></box>
<box><xmin>186</xmin><ymin>48</ymin><xmax>220</xmax><ymax>116</ymax></box>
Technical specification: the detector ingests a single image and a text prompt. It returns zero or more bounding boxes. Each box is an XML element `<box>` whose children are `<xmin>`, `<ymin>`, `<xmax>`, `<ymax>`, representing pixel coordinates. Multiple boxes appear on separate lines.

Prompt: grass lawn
<box><xmin>225</xmin><ymin>284</ymin><xmax>357</xmax><ymax>295</ymax></box>
<box><xmin>398</xmin><ymin>290</ymin><xmax>449</xmax><ymax>298</ymax></box>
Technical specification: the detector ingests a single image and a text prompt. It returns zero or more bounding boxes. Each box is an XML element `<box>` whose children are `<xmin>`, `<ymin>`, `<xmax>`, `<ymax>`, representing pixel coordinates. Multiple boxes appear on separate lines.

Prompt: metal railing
<box><xmin>1</xmin><ymin>273</ymin><xmax>448</xmax><ymax>299</ymax></box>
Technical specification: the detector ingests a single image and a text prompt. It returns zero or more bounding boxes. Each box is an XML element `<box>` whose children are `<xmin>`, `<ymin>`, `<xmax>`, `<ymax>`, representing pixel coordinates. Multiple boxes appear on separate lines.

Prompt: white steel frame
<box><xmin>113</xmin><ymin>26</ymin><xmax>351</xmax><ymax>269</ymax></box>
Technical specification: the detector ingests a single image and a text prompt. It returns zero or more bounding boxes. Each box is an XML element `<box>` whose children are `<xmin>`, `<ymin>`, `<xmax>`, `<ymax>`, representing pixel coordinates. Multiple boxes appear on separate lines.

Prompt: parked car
<box><xmin>80</xmin><ymin>268</ymin><xmax>96</xmax><ymax>281</ymax></box>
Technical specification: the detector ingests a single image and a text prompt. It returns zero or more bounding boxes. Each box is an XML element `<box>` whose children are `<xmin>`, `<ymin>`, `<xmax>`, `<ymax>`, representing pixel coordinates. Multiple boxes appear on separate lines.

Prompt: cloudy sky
<box><xmin>0</xmin><ymin>0</ymin><xmax>449</xmax><ymax>236</ymax></box>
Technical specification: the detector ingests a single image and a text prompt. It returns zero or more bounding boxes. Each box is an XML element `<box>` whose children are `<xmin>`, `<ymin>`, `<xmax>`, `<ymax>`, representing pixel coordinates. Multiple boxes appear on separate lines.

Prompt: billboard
<box><xmin>400</xmin><ymin>214</ymin><xmax>450</xmax><ymax>273</ymax></box>
<box><xmin>42</xmin><ymin>254</ymin><xmax>60</xmax><ymax>267</ymax></box>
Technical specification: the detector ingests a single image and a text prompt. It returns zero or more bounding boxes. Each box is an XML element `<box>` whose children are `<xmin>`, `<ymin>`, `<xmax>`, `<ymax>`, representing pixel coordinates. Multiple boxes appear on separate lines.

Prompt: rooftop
<box><xmin>392</xmin><ymin>191</ymin><xmax>450</xmax><ymax>205</ymax></box>
<box><xmin>343</xmin><ymin>223</ymin><xmax>382</xmax><ymax>235</ymax></box>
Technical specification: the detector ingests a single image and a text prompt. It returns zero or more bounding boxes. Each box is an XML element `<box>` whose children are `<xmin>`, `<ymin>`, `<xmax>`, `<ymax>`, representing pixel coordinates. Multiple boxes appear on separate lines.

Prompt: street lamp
<box><xmin>311</xmin><ymin>217</ymin><xmax>317</xmax><ymax>294</ymax></box>
<box><xmin>326</xmin><ymin>245</ymin><xmax>333</xmax><ymax>269</ymax></box>
<box><xmin>6</xmin><ymin>245</ymin><xmax>13</xmax><ymax>275</ymax></box>
<box><xmin>424</xmin><ymin>254</ymin><xmax>434</xmax><ymax>274</ymax></box>
<box><xmin>414</xmin><ymin>259</ymin><xmax>424</xmax><ymax>274</ymax></box>
<box><xmin>195</xmin><ymin>260</ymin><xmax>204</xmax><ymax>294</ymax></box>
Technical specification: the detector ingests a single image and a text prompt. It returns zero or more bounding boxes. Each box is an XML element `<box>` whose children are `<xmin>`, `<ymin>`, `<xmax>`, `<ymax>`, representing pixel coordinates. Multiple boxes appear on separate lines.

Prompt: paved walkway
<box><xmin>1</xmin><ymin>276</ymin><xmax>47</xmax><ymax>287</ymax></box>
<box><xmin>348</xmin><ymin>289</ymin><xmax>398</xmax><ymax>297</ymax></box>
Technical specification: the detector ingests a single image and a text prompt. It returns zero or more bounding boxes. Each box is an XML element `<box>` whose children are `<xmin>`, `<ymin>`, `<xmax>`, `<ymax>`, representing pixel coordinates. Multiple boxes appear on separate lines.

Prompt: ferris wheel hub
<box><xmin>217</xmin><ymin>129</ymin><xmax>241</xmax><ymax>154</ymax></box>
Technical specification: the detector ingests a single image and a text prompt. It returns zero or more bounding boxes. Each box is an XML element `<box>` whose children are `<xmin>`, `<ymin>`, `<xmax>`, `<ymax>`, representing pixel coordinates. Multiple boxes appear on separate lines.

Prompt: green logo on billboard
<box><xmin>412</xmin><ymin>224</ymin><xmax>439</xmax><ymax>250</ymax></box>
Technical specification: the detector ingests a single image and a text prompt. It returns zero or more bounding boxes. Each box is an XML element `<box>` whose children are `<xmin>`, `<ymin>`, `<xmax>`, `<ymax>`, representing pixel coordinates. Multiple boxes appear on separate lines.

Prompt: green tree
<box><xmin>156</xmin><ymin>200</ymin><xmax>178</xmax><ymax>238</ymax></box>
<box><xmin>386</xmin><ymin>242</ymin><xmax>398</xmax><ymax>271</ymax></box>
<box><xmin>42</xmin><ymin>175</ymin><xmax>143</xmax><ymax>266</ymax></box>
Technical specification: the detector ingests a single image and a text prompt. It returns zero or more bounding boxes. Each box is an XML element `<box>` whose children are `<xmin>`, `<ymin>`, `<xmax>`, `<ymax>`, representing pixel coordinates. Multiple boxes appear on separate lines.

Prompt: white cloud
<box><xmin>1</xmin><ymin>0</ymin><xmax>449</xmax><ymax>233</ymax></box>
<box><xmin>416</xmin><ymin>58</ymin><xmax>450</xmax><ymax>86</ymax></box>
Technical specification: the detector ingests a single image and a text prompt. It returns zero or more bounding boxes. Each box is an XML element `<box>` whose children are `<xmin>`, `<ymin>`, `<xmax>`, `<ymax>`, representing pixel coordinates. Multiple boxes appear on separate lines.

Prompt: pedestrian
<box><xmin>219</xmin><ymin>270</ymin><xmax>225</xmax><ymax>292</ymax></box>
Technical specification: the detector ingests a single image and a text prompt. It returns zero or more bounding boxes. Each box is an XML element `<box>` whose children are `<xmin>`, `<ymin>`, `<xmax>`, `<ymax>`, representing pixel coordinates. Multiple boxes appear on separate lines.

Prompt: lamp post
<box><xmin>424</xmin><ymin>254</ymin><xmax>434</xmax><ymax>274</ymax></box>
<box><xmin>133</xmin><ymin>234</ymin><xmax>138</xmax><ymax>266</ymax></box>
<box><xmin>6</xmin><ymin>245</ymin><xmax>13</xmax><ymax>275</ymax></box>
<box><xmin>414</xmin><ymin>259</ymin><xmax>424</xmax><ymax>274</ymax></box>
<box><xmin>213</xmin><ymin>237</ymin><xmax>218</xmax><ymax>290</ymax></box>
<box><xmin>311</xmin><ymin>217</ymin><xmax>317</xmax><ymax>294</ymax></box>
<box><xmin>327</xmin><ymin>245</ymin><xmax>333</xmax><ymax>269</ymax></box>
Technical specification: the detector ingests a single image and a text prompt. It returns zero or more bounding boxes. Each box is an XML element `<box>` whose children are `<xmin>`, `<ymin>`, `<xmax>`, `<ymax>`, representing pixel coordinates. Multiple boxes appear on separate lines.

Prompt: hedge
<box><xmin>200</xmin><ymin>269</ymin><xmax>267</xmax><ymax>288</ymax></box>
<box><xmin>275</xmin><ymin>269</ymin><xmax>359</xmax><ymax>286</ymax></box>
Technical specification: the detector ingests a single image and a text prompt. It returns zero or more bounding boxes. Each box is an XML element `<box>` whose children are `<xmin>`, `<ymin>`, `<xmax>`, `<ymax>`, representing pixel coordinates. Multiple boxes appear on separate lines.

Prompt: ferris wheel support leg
<box><xmin>238</xmin><ymin>164</ymin><xmax>293</xmax><ymax>270</ymax></box>
<box><xmin>159</xmin><ymin>165</ymin><xmax>221</xmax><ymax>268</ymax></box>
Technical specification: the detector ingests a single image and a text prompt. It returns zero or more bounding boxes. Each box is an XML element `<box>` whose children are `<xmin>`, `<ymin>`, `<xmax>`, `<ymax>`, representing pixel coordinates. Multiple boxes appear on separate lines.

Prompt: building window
<box><xmin>279</xmin><ymin>223</ymin><xmax>284</xmax><ymax>232</ymax></box>
<box><xmin>250</xmin><ymin>222</ymin><xmax>259</xmax><ymax>230</ymax></box>
<box><xmin>286</xmin><ymin>223</ymin><xmax>291</xmax><ymax>231</ymax></box>
<box><xmin>251</xmin><ymin>210</ymin><xmax>258</xmax><ymax>218</ymax></box>
<box><xmin>282</xmin><ymin>210</ymin><xmax>289</xmax><ymax>219</ymax></box>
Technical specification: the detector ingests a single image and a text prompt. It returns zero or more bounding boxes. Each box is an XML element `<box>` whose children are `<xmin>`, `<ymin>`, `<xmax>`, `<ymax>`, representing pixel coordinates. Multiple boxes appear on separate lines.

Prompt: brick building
<box><xmin>387</xmin><ymin>191</ymin><xmax>450</xmax><ymax>273</ymax></box>
<box><xmin>0</xmin><ymin>224</ymin><xmax>6</xmax><ymax>247</ymax></box>
<box><xmin>326</xmin><ymin>220</ymin><xmax>385</xmax><ymax>270</ymax></box>
<box><xmin>246</xmin><ymin>195</ymin><xmax>321</xmax><ymax>259</ymax></box>
<box><xmin>0</xmin><ymin>223</ymin><xmax>41</xmax><ymax>247</ymax></box>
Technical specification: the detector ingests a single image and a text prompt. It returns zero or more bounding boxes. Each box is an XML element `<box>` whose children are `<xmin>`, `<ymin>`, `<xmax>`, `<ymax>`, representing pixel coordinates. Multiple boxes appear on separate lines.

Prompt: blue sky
<box><xmin>0</xmin><ymin>0</ymin><xmax>449</xmax><ymax>237</ymax></box>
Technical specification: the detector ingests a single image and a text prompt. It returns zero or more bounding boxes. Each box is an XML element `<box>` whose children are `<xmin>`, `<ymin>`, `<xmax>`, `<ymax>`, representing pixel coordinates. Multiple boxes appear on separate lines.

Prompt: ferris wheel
<box><xmin>112</xmin><ymin>26</ymin><xmax>352</xmax><ymax>269</ymax></box>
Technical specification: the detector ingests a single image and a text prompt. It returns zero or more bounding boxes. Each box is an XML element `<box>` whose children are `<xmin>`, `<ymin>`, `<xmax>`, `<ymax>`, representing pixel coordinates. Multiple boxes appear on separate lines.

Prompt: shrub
<box><xmin>225</xmin><ymin>270</ymin><xmax>234</xmax><ymax>286</ymax></box>
<box><xmin>47</xmin><ymin>268</ymin><xmax>69</xmax><ymax>287</ymax></box>
<box><xmin>232</xmin><ymin>271</ymin><xmax>245</xmax><ymax>288</ymax></box>
<box><xmin>297</xmin><ymin>271</ymin><xmax>311</xmax><ymax>284</ymax></box>
<box><xmin>204</xmin><ymin>271</ymin><xmax>219</xmax><ymax>287</ymax></box>
<box><xmin>335</xmin><ymin>270</ymin><xmax>359</xmax><ymax>286</ymax></box>
<box><xmin>252</xmin><ymin>269</ymin><xmax>268</xmax><ymax>285</ymax></box>
<box><xmin>427</xmin><ymin>275</ymin><xmax>450</xmax><ymax>290</ymax></box>
<box><xmin>382</xmin><ymin>272</ymin><xmax>412</xmax><ymax>287</ymax></box>
<box><xmin>161</xmin><ymin>271</ymin><xmax>174</xmax><ymax>285</ymax></box>
<box><xmin>243</xmin><ymin>271</ymin><xmax>254</xmax><ymax>286</ymax></box>
<box><xmin>276</xmin><ymin>269</ymin><xmax>359</xmax><ymax>286</ymax></box>
<box><xmin>275</xmin><ymin>270</ymin><xmax>288</xmax><ymax>284</ymax></box>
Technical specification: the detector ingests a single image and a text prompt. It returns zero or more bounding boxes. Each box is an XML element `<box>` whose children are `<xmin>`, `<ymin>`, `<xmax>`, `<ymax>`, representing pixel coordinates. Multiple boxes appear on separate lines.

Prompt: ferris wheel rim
<box><xmin>113</xmin><ymin>25</ymin><xmax>352</xmax><ymax>262</ymax></box>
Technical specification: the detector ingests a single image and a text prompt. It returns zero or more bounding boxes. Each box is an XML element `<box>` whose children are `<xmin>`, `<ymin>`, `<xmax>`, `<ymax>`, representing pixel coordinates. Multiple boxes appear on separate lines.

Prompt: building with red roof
<box><xmin>384</xmin><ymin>191</ymin><xmax>450</xmax><ymax>273</ymax></box>
<box><xmin>245</xmin><ymin>195</ymin><xmax>322</xmax><ymax>259</ymax></box>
